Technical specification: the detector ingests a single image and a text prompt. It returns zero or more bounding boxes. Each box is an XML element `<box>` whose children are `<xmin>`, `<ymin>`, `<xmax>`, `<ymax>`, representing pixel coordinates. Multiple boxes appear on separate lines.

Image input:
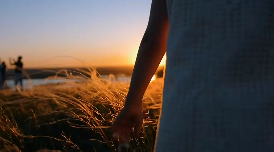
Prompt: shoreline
<box><xmin>4</xmin><ymin>66</ymin><xmax>164</xmax><ymax>80</ymax></box>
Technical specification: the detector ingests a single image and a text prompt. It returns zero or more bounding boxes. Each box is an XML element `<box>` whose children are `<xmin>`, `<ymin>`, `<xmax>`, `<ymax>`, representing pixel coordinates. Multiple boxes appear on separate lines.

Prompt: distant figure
<box><xmin>0</xmin><ymin>59</ymin><xmax>4</xmax><ymax>90</ymax></box>
<box><xmin>0</xmin><ymin>62</ymin><xmax>6</xmax><ymax>90</ymax></box>
<box><xmin>10</xmin><ymin>56</ymin><xmax>23</xmax><ymax>91</ymax></box>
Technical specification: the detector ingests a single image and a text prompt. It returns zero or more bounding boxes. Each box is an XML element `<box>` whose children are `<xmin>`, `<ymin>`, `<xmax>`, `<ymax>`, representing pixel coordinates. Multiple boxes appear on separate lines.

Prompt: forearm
<box><xmin>123</xmin><ymin>0</ymin><xmax>169</xmax><ymax>106</ymax></box>
<box><xmin>125</xmin><ymin>32</ymin><xmax>168</xmax><ymax>106</ymax></box>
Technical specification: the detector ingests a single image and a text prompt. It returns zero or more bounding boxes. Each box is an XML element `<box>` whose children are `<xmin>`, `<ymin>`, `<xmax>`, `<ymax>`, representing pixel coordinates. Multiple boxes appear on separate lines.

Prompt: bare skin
<box><xmin>111</xmin><ymin>0</ymin><xmax>169</xmax><ymax>145</ymax></box>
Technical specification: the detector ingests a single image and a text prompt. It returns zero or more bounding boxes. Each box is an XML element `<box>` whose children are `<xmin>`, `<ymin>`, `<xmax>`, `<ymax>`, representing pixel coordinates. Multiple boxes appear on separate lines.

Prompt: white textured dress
<box><xmin>155</xmin><ymin>0</ymin><xmax>274</xmax><ymax>152</ymax></box>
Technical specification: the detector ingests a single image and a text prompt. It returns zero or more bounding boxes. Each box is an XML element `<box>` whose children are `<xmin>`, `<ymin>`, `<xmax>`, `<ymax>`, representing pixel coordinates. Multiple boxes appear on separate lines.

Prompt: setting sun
<box><xmin>150</xmin><ymin>75</ymin><xmax>156</xmax><ymax>82</ymax></box>
<box><xmin>160</xmin><ymin>54</ymin><xmax>166</xmax><ymax>66</ymax></box>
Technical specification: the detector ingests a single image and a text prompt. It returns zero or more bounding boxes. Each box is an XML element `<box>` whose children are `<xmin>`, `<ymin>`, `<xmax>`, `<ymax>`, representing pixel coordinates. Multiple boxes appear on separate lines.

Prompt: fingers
<box><xmin>112</xmin><ymin>132</ymin><xmax>119</xmax><ymax>140</ymax></box>
<box><xmin>118</xmin><ymin>143</ymin><xmax>130</xmax><ymax>152</ymax></box>
<box><xmin>134</xmin><ymin>117</ymin><xmax>143</xmax><ymax>138</ymax></box>
<box><xmin>112</xmin><ymin>126</ymin><xmax>132</xmax><ymax>143</ymax></box>
<box><xmin>111</xmin><ymin>123</ymin><xmax>119</xmax><ymax>140</ymax></box>
<box><xmin>112</xmin><ymin>111</ymin><xmax>133</xmax><ymax>141</ymax></box>
<box><xmin>114</xmin><ymin>131</ymin><xmax>131</xmax><ymax>152</ymax></box>
<box><xmin>111</xmin><ymin>114</ymin><xmax>124</xmax><ymax>140</ymax></box>
<box><xmin>119</xmin><ymin>132</ymin><xmax>131</xmax><ymax>144</ymax></box>
<box><xmin>112</xmin><ymin>117</ymin><xmax>143</xmax><ymax>141</ymax></box>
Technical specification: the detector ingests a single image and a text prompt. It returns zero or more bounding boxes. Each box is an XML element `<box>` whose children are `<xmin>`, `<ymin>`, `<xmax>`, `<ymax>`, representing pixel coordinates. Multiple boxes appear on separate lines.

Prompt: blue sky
<box><xmin>0</xmin><ymin>0</ymin><xmax>153</xmax><ymax>68</ymax></box>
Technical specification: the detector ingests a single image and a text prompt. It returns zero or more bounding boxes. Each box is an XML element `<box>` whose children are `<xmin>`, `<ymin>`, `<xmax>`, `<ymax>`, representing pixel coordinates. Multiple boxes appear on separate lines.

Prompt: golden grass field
<box><xmin>0</xmin><ymin>68</ymin><xmax>164</xmax><ymax>152</ymax></box>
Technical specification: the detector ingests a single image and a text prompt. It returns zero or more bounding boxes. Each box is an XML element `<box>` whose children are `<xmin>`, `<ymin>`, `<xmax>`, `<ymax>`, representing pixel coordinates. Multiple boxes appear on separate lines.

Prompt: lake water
<box><xmin>5</xmin><ymin>75</ymin><xmax>132</xmax><ymax>90</ymax></box>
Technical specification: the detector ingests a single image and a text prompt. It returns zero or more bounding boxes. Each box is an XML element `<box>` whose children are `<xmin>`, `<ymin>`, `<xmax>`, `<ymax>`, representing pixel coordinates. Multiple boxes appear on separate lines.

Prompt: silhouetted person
<box><xmin>0</xmin><ymin>62</ymin><xmax>6</xmax><ymax>89</ymax></box>
<box><xmin>10</xmin><ymin>56</ymin><xmax>23</xmax><ymax>91</ymax></box>
<box><xmin>0</xmin><ymin>59</ymin><xmax>6</xmax><ymax>90</ymax></box>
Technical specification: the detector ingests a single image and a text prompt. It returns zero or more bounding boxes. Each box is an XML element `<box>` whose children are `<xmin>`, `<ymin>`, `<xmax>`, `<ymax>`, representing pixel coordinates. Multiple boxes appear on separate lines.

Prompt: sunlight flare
<box><xmin>150</xmin><ymin>75</ymin><xmax>156</xmax><ymax>82</ymax></box>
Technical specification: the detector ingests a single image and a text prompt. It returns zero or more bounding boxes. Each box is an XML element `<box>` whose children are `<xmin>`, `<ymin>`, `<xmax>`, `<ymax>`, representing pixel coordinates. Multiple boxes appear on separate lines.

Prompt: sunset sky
<box><xmin>0</xmin><ymin>0</ymin><xmax>166</xmax><ymax>68</ymax></box>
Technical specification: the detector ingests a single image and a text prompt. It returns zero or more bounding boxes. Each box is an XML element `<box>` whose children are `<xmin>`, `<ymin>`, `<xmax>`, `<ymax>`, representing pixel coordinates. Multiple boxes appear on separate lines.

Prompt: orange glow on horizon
<box><xmin>130</xmin><ymin>47</ymin><xmax>166</xmax><ymax>66</ymax></box>
<box><xmin>2</xmin><ymin>46</ymin><xmax>166</xmax><ymax>68</ymax></box>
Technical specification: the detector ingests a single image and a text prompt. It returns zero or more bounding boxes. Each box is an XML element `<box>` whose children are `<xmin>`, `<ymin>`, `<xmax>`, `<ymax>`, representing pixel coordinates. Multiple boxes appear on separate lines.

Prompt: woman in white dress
<box><xmin>112</xmin><ymin>0</ymin><xmax>274</xmax><ymax>151</ymax></box>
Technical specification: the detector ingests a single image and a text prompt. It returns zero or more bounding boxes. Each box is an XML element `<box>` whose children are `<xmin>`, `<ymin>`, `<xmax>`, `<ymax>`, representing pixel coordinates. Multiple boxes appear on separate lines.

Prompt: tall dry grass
<box><xmin>0</xmin><ymin>68</ymin><xmax>164</xmax><ymax>152</ymax></box>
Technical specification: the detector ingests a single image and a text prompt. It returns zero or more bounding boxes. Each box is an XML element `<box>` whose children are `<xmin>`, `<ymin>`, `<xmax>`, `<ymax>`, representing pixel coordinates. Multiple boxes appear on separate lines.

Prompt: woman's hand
<box><xmin>111</xmin><ymin>104</ymin><xmax>143</xmax><ymax>144</ymax></box>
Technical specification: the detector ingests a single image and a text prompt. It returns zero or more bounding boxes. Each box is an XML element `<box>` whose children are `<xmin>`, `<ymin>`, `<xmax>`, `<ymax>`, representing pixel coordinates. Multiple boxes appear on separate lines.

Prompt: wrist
<box><xmin>124</xmin><ymin>94</ymin><xmax>143</xmax><ymax>107</ymax></box>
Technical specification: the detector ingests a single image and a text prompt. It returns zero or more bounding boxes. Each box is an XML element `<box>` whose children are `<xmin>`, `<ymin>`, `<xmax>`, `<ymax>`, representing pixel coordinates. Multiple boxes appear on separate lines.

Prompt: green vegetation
<box><xmin>0</xmin><ymin>69</ymin><xmax>163</xmax><ymax>152</ymax></box>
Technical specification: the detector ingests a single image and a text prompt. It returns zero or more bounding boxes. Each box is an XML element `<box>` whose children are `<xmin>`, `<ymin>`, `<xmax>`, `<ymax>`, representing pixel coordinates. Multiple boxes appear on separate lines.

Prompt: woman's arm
<box><xmin>112</xmin><ymin>0</ymin><xmax>170</xmax><ymax>144</ymax></box>
<box><xmin>125</xmin><ymin>0</ymin><xmax>169</xmax><ymax>107</ymax></box>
